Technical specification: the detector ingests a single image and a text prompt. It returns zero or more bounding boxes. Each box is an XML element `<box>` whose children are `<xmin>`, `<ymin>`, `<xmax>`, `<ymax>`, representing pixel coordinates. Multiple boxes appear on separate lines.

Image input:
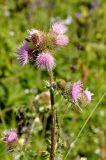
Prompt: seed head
<box><xmin>28</xmin><ymin>29</ymin><xmax>45</xmax><ymax>47</ymax></box>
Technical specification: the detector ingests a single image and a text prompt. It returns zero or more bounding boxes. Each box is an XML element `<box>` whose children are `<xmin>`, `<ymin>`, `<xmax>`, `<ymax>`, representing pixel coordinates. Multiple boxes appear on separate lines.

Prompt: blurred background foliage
<box><xmin>0</xmin><ymin>0</ymin><xmax>106</xmax><ymax>159</ymax></box>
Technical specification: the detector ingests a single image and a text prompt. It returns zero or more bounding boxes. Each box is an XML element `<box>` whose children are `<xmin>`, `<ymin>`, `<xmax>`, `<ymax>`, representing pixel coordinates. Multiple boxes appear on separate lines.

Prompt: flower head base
<box><xmin>83</xmin><ymin>89</ymin><xmax>94</xmax><ymax>103</ymax></box>
<box><xmin>54</xmin><ymin>35</ymin><xmax>69</xmax><ymax>47</ymax></box>
<box><xmin>3</xmin><ymin>129</ymin><xmax>17</xmax><ymax>144</ymax></box>
<box><xmin>51</xmin><ymin>22</ymin><xmax>67</xmax><ymax>35</ymax></box>
<box><xmin>36</xmin><ymin>52</ymin><xmax>55</xmax><ymax>70</ymax></box>
<box><xmin>18</xmin><ymin>43</ymin><xmax>29</xmax><ymax>65</ymax></box>
<box><xmin>69</xmin><ymin>80</ymin><xmax>82</xmax><ymax>103</ymax></box>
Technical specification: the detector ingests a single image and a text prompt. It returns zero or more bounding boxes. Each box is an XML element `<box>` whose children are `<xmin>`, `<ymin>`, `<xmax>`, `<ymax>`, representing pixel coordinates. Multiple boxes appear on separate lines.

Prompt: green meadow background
<box><xmin>0</xmin><ymin>0</ymin><xmax>106</xmax><ymax>159</ymax></box>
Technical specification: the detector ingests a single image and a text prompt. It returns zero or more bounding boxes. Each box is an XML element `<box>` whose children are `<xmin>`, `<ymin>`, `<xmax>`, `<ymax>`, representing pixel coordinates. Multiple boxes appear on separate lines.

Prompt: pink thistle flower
<box><xmin>69</xmin><ymin>80</ymin><xmax>82</xmax><ymax>102</ymax></box>
<box><xmin>3</xmin><ymin>130</ymin><xmax>17</xmax><ymax>144</ymax></box>
<box><xmin>54</xmin><ymin>35</ymin><xmax>69</xmax><ymax>47</ymax></box>
<box><xmin>84</xmin><ymin>89</ymin><xmax>94</xmax><ymax>102</ymax></box>
<box><xmin>51</xmin><ymin>22</ymin><xmax>67</xmax><ymax>35</ymax></box>
<box><xmin>36</xmin><ymin>52</ymin><xmax>55</xmax><ymax>70</ymax></box>
<box><xmin>18</xmin><ymin>43</ymin><xmax>29</xmax><ymax>65</ymax></box>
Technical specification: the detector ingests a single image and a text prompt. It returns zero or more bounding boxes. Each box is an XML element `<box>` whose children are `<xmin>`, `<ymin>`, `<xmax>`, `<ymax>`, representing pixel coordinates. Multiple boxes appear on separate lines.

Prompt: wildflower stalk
<box><xmin>48</xmin><ymin>70</ymin><xmax>56</xmax><ymax>160</ymax></box>
<box><xmin>17</xmin><ymin>22</ymin><xmax>93</xmax><ymax>160</ymax></box>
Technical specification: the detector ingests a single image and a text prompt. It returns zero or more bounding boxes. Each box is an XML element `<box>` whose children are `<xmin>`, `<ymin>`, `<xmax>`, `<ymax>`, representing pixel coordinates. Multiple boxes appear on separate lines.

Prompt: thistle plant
<box><xmin>2</xmin><ymin>21</ymin><xmax>93</xmax><ymax>160</ymax></box>
<box><xmin>2</xmin><ymin>129</ymin><xmax>18</xmax><ymax>152</ymax></box>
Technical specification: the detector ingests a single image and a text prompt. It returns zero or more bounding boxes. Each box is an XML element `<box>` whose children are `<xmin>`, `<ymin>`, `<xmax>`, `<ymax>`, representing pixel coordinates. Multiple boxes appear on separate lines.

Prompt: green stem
<box><xmin>48</xmin><ymin>70</ymin><xmax>56</xmax><ymax>160</ymax></box>
<box><xmin>50</xmin><ymin>88</ymin><xmax>55</xmax><ymax>160</ymax></box>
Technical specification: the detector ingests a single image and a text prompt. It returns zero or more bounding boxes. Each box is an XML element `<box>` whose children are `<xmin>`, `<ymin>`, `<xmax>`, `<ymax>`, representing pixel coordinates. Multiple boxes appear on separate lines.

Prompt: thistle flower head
<box><xmin>54</xmin><ymin>34</ymin><xmax>69</xmax><ymax>47</ymax></box>
<box><xmin>36</xmin><ymin>52</ymin><xmax>55</xmax><ymax>70</ymax></box>
<box><xmin>3</xmin><ymin>129</ymin><xmax>17</xmax><ymax>144</ymax></box>
<box><xmin>28</xmin><ymin>29</ymin><xmax>45</xmax><ymax>47</ymax></box>
<box><xmin>51</xmin><ymin>22</ymin><xmax>67</xmax><ymax>35</ymax></box>
<box><xmin>18</xmin><ymin>43</ymin><xmax>29</xmax><ymax>65</ymax></box>
<box><xmin>83</xmin><ymin>89</ymin><xmax>94</xmax><ymax>102</ymax></box>
<box><xmin>69</xmin><ymin>80</ymin><xmax>82</xmax><ymax>102</ymax></box>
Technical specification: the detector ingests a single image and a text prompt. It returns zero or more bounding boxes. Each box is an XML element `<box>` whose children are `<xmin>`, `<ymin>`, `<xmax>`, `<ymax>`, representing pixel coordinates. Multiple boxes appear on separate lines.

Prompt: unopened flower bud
<box><xmin>57</xmin><ymin>79</ymin><xmax>66</xmax><ymax>90</ymax></box>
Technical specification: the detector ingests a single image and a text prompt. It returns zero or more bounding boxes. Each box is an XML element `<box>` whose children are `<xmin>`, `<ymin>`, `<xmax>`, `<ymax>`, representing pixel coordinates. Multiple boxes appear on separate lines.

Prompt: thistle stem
<box><xmin>48</xmin><ymin>70</ymin><xmax>56</xmax><ymax>160</ymax></box>
<box><xmin>50</xmin><ymin>88</ymin><xmax>55</xmax><ymax>160</ymax></box>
